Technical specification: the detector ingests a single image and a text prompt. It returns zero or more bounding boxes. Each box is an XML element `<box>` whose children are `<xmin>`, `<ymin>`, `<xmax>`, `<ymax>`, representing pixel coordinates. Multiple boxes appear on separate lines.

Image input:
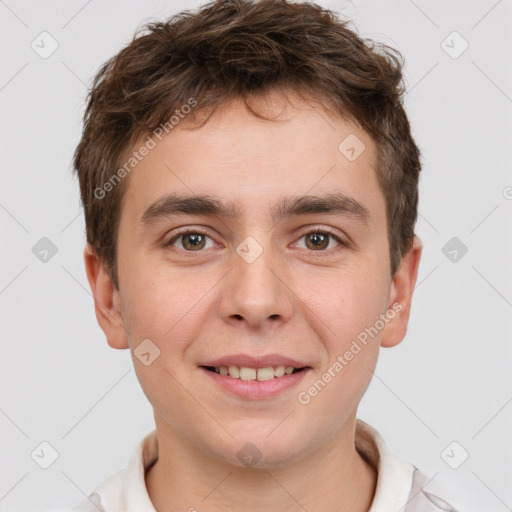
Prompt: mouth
<box><xmin>200</xmin><ymin>364</ymin><xmax>308</xmax><ymax>381</ymax></box>
<box><xmin>198</xmin><ymin>354</ymin><xmax>312</xmax><ymax>399</ymax></box>
<box><xmin>198</xmin><ymin>360</ymin><xmax>311</xmax><ymax>400</ymax></box>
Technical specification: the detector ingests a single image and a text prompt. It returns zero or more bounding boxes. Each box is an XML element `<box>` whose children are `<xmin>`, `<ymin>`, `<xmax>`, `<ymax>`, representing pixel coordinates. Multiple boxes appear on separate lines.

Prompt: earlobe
<box><xmin>381</xmin><ymin>236</ymin><xmax>423</xmax><ymax>348</ymax></box>
<box><xmin>83</xmin><ymin>245</ymin><xmax>129</xmax><ymax>350</ymax></box>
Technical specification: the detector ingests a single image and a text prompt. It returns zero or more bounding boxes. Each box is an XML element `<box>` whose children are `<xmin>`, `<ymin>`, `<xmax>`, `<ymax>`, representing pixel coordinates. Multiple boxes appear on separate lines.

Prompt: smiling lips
<box><xmin>200</xmin><ymin>362</ymin><xmax>311</xmax><ymax>400</ymax></box>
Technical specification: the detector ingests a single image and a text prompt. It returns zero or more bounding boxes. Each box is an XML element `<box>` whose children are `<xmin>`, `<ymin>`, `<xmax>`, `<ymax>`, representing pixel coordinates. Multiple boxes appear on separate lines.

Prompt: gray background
<box><xmin>1</xmin><ymin>0</ymin><xmax>511</xmax><ymax>510</ymax></box>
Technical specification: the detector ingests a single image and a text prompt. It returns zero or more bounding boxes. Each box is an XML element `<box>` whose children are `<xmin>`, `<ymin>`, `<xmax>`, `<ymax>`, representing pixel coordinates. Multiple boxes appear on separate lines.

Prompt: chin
<box><xmin>216</xmin><ymin>430</ymin><xmax>307</xmax><ymax>470</ymax></box>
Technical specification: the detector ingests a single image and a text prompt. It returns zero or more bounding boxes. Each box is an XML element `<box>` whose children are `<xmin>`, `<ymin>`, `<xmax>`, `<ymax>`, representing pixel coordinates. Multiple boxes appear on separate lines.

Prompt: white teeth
<box><xmin>274</xmin><ymin>365</ymin><xmax>286</xmax><ymax>377</ymax></box>
<box><xmin>256</xmin><ymin>367</ymin><xmax>275</xmax><ymax>381</ymax></box>
<box><xmin>239</xmin><ymin>367</ymin><xmax>257</xmax><ymax>380</ymax></box>
<box><xmin>212</xmin><ymin>364</ymin><xmax>302</xmax><ymax>380</ymax></box>
<box><xmin>228</xmin><ymin>365</ymin><xmax>240</xmax><ymax>378</ymax></box>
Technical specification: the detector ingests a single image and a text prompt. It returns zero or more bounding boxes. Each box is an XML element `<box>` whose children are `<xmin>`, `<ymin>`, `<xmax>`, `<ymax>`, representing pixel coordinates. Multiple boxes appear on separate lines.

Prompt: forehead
<box><xmin>119</xmin><ymin>94</ymin><xmax>383</xmax><ymax>228</ymax></box>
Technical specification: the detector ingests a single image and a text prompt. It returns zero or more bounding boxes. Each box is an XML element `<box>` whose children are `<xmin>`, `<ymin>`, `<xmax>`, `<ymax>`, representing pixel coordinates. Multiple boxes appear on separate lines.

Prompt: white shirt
<box><xmin>71</xmin><ymin>420</ymin><xmax>461</xmax><ymax>512</ymax></box>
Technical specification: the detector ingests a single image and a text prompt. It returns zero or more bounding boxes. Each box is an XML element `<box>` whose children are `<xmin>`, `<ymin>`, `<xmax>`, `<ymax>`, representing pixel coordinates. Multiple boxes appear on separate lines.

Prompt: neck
<box><xmin>145</xmin><ymin>418</ymin><xmax>377</xmax><ymax>512</ymax></box>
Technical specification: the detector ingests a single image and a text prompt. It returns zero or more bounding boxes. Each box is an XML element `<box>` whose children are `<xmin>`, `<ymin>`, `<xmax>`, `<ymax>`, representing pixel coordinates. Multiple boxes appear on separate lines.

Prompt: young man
<box><xmin>71</xmin><ymin>0</ymin><xmax>461</xmax><ymax>510</ymax></box>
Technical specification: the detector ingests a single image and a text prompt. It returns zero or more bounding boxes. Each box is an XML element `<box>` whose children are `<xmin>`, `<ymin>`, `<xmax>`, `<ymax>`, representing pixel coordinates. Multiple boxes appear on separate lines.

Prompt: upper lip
<box><xmin>199</xmin><ymin>354</ymin><xmax>310</xmax><ymax>369</ymax></box>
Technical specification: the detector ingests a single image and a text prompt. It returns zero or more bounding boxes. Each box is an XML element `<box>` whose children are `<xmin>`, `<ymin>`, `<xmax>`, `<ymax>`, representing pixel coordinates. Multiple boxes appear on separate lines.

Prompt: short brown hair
<box><xmin>73</xmin><ymin>0</ymin><xmax>421</xmax><ymax>290</ymax></box>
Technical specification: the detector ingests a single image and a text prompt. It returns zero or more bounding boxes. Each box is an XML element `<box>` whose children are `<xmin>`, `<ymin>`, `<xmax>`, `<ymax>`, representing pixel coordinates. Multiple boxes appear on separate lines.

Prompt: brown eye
<box><xmin>304</xmin><ymin>232</ymin><xmax>330</xmax><ymax>250</ymax></box>
<box><xmin>181</xmin><ymin>233</ymin><xmax>207</xmax><ymax>250</ymax></box>
<box><xmin>167</xmin><ymin>230</ymin><xmax>214</xmax><ymax>251</ymax></box>
<box><xmin>295</xmin><ymin>229</ymin><xmax>347</xmax><ymax>253</ymax></box>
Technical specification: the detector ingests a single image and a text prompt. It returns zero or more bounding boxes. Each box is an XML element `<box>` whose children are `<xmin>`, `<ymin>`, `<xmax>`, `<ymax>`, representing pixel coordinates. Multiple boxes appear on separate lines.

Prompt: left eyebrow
<box><xmin>271</xmin><ymin>192</ymin><xmax>370</xmax><ymax>225</ymax></box>
<box><xmin>139</xmin><ymin>192</ymin><xmax>371</xmax><ymax>227</ymax></box>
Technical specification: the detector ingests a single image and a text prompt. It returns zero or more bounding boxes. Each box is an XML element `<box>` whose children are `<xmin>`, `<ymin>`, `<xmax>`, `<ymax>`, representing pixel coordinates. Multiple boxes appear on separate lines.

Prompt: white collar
<box><xmin>355</xmin><ymin>420</ymin><xmax>415</xmax><ymax>511</ymax></box>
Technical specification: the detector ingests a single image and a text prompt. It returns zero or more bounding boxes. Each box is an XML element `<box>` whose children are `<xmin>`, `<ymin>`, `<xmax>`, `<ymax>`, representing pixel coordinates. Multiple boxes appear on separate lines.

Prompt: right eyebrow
<box><xmin>139</xmin><ymin>194</ymin><xmax>239</xmax><ymax>227</ymax></box>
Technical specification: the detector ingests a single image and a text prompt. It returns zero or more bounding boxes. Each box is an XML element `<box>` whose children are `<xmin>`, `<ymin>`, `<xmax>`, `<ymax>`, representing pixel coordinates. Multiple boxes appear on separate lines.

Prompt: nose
<box><xmin>216</xmin><ymin>235</ymin><xmax>294</xmax><ymax>331</ymax></box>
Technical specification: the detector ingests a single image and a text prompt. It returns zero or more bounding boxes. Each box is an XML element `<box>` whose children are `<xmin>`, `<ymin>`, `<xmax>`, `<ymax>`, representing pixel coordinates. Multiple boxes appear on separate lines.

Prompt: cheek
<box><xmin>122</xmin><ymin>274</ymin><xmax>207</xmax><ymax>420</ymax></box>
<box><xmin>122</xmin><ymin>265</ymin><xmax>208</xmax><ymax>342</ymax></box>
<box><xmin>320</xmin><ymin>272</ymin><xmax>389</xmax><ymax>343</ymax></box>
<box><xmin>296</xmin><ymin>282</ymin><xmax>384</xmax><ymax>419</ymax></box>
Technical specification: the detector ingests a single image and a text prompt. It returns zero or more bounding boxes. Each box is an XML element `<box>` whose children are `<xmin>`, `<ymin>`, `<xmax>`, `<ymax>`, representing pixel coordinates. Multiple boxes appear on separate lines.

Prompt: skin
<box><xmin>84</xmin><ymin>91</ymin><xmax>422</xmax><ymax>512</ymax></box>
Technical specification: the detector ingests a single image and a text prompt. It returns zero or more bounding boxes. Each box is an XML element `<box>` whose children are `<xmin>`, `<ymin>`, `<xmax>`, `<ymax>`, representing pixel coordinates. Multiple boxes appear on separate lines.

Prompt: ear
<box><xmin>381</xmin><ymin>236</ymin><xmax>423</xmax><ymax>348</ymax></box>
<box><xmin>83</xmin><ymin>244</ymin><xmax>129</xmax><ymax>350</ymax></box>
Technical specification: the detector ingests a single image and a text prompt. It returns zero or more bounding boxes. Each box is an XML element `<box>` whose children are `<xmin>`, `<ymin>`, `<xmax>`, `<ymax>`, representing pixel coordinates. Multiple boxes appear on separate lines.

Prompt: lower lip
<box><xmin>199</xmin><ymin>367</ymin><xmax>310</xmax><ymax>400</ymax></box>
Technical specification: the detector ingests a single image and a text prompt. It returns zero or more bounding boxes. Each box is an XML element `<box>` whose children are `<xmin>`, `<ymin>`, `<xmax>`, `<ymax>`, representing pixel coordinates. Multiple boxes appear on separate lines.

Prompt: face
<box><xmin>85</xmin><ymin>92</ymin><xmax>421</xmax><ymax>468</ymax></box>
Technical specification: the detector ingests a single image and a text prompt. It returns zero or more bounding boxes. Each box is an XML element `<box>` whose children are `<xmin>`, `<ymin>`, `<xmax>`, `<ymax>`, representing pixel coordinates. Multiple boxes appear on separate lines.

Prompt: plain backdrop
<box><xmin>1</xmin><ymin>0</ymin><xmax>511</xmax><ymax>511</ymax></box>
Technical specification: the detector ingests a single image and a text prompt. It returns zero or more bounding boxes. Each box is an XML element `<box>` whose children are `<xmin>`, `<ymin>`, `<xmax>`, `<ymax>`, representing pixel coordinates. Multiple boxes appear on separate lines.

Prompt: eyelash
<box><xmin>165</xmin><ymin>227</ymin><xmax>349</xmax><ymax>255</ymax></box>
